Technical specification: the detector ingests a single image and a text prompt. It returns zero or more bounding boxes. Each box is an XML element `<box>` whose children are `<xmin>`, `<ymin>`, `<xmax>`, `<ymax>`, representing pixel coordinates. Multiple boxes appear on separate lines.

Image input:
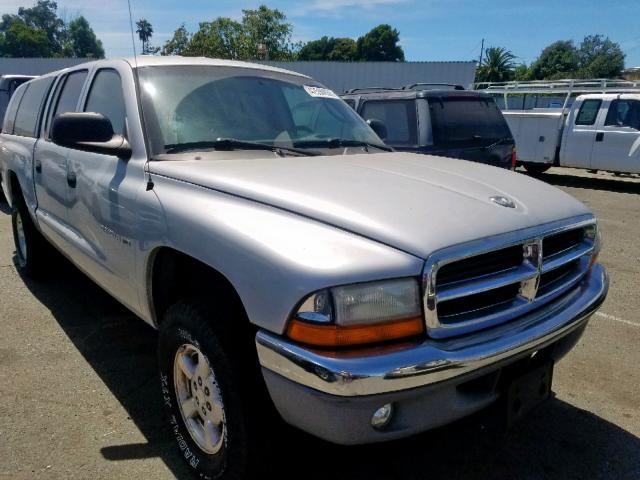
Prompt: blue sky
<box><xmin>2</xmin><ymin>0</ymin><xmax>640</xmax><ymax>66</ymax></box>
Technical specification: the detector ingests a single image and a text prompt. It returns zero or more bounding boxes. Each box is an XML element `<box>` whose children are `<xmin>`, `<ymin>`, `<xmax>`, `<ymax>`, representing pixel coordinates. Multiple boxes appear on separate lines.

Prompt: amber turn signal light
<box><xmin>286</xmin><ymin>316</ymin><xmax>425</xmax><ymax>347</ymax></box>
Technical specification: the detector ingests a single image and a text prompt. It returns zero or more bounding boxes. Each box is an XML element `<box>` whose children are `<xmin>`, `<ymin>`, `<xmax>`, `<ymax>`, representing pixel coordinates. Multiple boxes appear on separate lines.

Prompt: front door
<box><xmin>590</xmin><ymin>97</ymin><xmax>640</xmax><ymax>173</ymax></box>
<box><xmin>65</xmin><ymin>67</ymin><xmax>140</xmax><ymax>311</ymax></box>
<box><xmin>560</xmin><ymin>97</ymin><xmax>602</xmax><ymax>169</ymax></box>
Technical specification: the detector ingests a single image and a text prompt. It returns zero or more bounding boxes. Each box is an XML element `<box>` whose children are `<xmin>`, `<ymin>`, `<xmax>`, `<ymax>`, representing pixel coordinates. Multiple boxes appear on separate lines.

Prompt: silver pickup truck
<box><xmin>0</xmin><ymin>57</ymin><xmax>608</xmax><ymax>479</ymax></box>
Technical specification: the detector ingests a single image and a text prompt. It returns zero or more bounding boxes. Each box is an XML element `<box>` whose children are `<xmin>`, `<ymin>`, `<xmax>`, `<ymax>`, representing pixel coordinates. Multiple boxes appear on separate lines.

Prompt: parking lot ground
<box><xmin>0</xmin><ymin>167</ymin><xmax>639</xmax><ymax>479</ymax></box>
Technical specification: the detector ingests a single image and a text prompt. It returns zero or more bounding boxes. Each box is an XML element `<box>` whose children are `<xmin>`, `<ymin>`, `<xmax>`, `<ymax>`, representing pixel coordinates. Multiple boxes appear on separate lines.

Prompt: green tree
<box><xmin>184</xmin><ymin>17</ymin><xmax>247</xmax><ymax>60</ymax></box>
<box><xmin>0</xmin><ymin>1</ymin><xmax>104</xmax><ymax>58</ymax></box>
<box><xmin>136</xmin><ymin>18</ymin><xmax>154</xmax><ymax>54</ymax></box>
<box><xmin>62</xmin><ymin>16</ymin><xmax>104</xmax><ymax>58</ymax></box>
<box><xmin>328</xmin><ymin>38</ymin><xmax>357</xmax><ymax>61</ymax></box>
<box><xmin>17</xmin><ymin>0</ymin><xmax>64</xmax><ymax>55</ymax></box>
<box><xmin>241</xmin><ymin>5</ymin><xmax>295</xmax><ymax>60</ymax></box>
<box><xmin>185</xmin><ymin>18</ymin><xmax>245</xmax><ymax>59</ymax></box>
<box><xmin>0</xmin><ymin>20</ymin><xmax>50</xmax><ymax>57</ymax></box>
<box><xmin>529</xmin><ymin>40</ymin><xmax>579</xmax><ymax>79</ymax></box>
<box><xmin>0</xmin><ymin>14</ymin><xmax>22</xmax><ymax>33</ymax></box>
<box><xmin>513</xmin><ymin>63</ymin><xmax>532</xmax><ymax>81</ymax></box>
<box><xmin>475</xmin><ymin>47</ymin><xmax>516</xmax><ymax>82</ymax></box>
<box><xmin>298</xmin><ymin>36</ymin><xmax>333</xmax><ymax>60</ymax></box>
<box><xmin>162</xmin><ymin>24</ymin><xmax>190</xmax><ymax>55</ymax></box>
<box><xmin>577</xmin><ymin>34</ymin><xmax>625</xmax><ymax>78</ymax></box>
<box><xmin>298</xmin><ymin>36</ymin><xmax>357</xmax><ymax>61</ymax></box>
<box><xmin>174</xmin><ymin>5</ymin><xmax>296</xmax><ymax>60</ymax></box>
<box><xmin>356</xmin><ymin>24</ymin><xmax>404</xmax><ymax>61</ymax></box>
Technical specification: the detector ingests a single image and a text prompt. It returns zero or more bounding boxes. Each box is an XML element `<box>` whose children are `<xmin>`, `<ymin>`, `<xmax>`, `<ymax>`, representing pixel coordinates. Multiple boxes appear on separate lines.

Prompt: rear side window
<box><xmin>429</xmin><ymin>96</ymin><xmax>510</xmax><ymax>146</ymax></box>
<box><xmin>360</xmin><ymin>100</ymin><xmax>417</xmax><ymax>145</ymax></box>
<box><xmin>52</xmin><ymin>71</ymin><xmax>88</xmax><ymax>119</ymax></box>
<box><xmin>13</xmin><ymin>77</ymin><xmax>54</xmax><ymax>137</ymax></box>
<box><xmin>575</xmin><ymin>99</ymin><xmax>602</xmax><ymax>126</ymax></box>
<box><xmin>604</xmin><ymin>99</ymin><xmax>640</xmax><ymax>130</ymax></box>
<box><xmin>45</xmin><ymin>70</ymin><xmax>88</xmax><ymax>139</ymax></box>
<box><xmin>343</xmin><ymin>98</ymin><xmax>356</xmax><ymax>110</ymax></box>
<box><xmin>84</xmin><ymin>69</ymin><xmax>126</xmax><ymax>135</ymax></box>
<box><xmin>2</xmin><ymin>83</ymin><xmax>27</xmax><ymax>134</ymax></box>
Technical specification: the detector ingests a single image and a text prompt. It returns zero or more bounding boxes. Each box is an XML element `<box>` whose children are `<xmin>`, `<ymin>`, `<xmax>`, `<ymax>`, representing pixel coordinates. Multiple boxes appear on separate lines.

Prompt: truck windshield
<box><xmin>429</xmin><ymin>96</ymin><xmax>512</xmax><ymax>147</ymax></box>
<box><xmin>137</xmin><ymin>65</ymin><xmax>385</xmax><ymax>156</ymax></box>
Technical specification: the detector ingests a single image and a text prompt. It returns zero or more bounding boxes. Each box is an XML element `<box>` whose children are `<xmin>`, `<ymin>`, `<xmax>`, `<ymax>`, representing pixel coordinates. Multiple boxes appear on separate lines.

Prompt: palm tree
<box><xmin>136</xmin><ymin>18</ymin><xmax>153</xmax><ymax>54</ymax></box>
<box><xmin>476</xmin><ymin>47</ymin><xmax>516</xmax><ymax>83</ymax></box>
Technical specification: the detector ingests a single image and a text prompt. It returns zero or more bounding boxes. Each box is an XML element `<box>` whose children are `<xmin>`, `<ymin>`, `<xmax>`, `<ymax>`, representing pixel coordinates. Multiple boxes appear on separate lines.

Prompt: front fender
<box><xmin>139</xmin><ymin>175</ymin><xmax>424</xmax><ymax>334</ymax></box>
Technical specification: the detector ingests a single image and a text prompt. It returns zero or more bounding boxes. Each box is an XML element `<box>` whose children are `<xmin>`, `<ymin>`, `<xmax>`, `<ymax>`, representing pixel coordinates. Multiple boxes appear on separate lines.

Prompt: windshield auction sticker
<box><xmin>304</xmin><ymin>85</ymin><xmax>339</xmax><ymax>99</ymax></box>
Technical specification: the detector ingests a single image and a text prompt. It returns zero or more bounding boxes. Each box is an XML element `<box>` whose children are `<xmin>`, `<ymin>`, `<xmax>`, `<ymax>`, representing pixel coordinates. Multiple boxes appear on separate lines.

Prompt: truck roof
<box><xmin>341</xmin><ymin>88</ymin><xmax>491</xmax><ymax>101</ymax></box>
<box><xmin>34</xmin><ymin>56</ymin><xmax>310</xmax><ymax>81</ymax></box>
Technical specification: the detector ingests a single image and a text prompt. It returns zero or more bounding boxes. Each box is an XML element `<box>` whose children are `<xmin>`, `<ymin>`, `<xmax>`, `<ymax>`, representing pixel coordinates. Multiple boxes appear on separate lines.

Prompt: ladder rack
<box><xmin>474</xmin><ymin>79</ymin><xmax>640</xmax><ymax>111</ymax></box>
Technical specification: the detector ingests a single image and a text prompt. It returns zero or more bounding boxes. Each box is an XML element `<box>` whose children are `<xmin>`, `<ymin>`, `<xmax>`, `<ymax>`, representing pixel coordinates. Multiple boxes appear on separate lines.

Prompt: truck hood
<box><xmin>149</xmin><ymin>152</ymin><xmax>591</xmax><ymax>259</ymax></box>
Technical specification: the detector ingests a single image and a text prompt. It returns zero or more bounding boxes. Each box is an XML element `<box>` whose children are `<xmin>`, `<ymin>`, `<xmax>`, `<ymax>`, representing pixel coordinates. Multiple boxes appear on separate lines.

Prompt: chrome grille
<box><xmin>423</xmin><ymin>217</ymin><xmax>597</xmax><ymax>339</ymax></box>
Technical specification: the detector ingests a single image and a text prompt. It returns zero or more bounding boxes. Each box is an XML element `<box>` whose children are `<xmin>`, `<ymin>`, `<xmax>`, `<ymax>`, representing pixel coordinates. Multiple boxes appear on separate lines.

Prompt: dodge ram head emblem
<box><xmin>490</xmin><ymin>195</ymin><xmax>516</xmax><ymax>208</ymax></box>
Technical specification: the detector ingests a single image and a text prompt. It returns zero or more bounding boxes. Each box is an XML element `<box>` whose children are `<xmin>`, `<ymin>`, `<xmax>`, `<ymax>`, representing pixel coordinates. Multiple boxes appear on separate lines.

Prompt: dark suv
<box><xmin>341</xmin><ymin>84</ymin><xmax>516</xmax><ymax>169</ymax></box>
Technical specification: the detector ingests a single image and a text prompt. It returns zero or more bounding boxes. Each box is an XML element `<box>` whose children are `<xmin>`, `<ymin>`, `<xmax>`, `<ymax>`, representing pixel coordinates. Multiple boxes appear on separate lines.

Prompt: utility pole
<box><xmin>478</xmin><ymin>38</ymin><xmax>485</xmax><ymax>65</ymax></box>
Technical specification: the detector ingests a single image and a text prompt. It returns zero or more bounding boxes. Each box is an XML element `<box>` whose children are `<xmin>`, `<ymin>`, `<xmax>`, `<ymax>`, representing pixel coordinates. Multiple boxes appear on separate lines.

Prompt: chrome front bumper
<box><xmin>256</xmin><ymin>264</ymin><xmax>608</xmax><ymax>398</ymax></box>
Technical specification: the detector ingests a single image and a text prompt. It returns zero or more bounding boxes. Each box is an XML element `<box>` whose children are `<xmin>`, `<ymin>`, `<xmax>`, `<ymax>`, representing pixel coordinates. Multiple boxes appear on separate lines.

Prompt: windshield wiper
<box><xmin>164</xmin><ymin>138</ymin><xmax>319</xmax><ymax>156</ymax></box>
<box><xmin>294</xmin><ymin>138</ymin><xmax>393</xmax><ymax>152</ymax></box>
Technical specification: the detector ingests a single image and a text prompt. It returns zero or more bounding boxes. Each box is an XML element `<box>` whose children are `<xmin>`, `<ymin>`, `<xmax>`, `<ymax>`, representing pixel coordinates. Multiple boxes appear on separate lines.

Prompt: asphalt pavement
<box><xmin>0</xmin><ymin>167</ymin><xmax>638</xmax><ymax>479</ymax></box>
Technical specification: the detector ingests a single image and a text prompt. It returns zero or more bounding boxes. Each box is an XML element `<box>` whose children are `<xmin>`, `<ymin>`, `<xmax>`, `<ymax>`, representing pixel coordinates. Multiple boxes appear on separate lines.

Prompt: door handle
<box><xmin>595</xmin><ymin>132</ymin><xmax>604</xmax><ymax>142</ymax></box>
<box><xmin>67</xmin><ymin>171</ymin><xmax>77</xmax><ymax>188</ymax></box>
<box><xmin>34</xmin><ymin>160</ymin><xmax>42</xmax><ymax>173</ymax></box>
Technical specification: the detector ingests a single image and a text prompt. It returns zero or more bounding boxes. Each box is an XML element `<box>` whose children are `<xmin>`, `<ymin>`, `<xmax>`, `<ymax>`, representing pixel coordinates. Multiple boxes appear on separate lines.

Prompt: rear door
<box><xmin>33</xmin><ymin>69</ymin><xmax>88</xmax><ymax>248</ymax></box>
<box><xmin>560</xmin><ymin>97</ymin><xmax>603</xmax><ymax>168</ymax></box>
<box><xmin>8</xmin><ymin>76</ymin><xmax>55</xmax><ymax>212</ymax></box>
<box><xmin>590</xmin><ymin>96</ymin><xmax>640</xmax><ymax>173</ymax></box>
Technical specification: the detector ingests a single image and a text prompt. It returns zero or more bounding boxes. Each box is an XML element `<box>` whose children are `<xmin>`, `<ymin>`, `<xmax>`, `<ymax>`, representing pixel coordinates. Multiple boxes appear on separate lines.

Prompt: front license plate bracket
<box><xmin>506</xmin><ymin>361</ymin><xmax>554</xmax><ymax>427</ymax></box>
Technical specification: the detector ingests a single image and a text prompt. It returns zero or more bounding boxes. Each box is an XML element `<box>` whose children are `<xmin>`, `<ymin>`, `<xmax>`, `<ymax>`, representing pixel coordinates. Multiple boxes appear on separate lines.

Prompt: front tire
<box><xmin>523</xmin><ymin>163</ymin><xmax>551</xmax><ymax>175</ymax></box>
<box><xmin>158</xmin><ymin>300</ymin><xmax>263</xmax><ymax>479</ymax></box>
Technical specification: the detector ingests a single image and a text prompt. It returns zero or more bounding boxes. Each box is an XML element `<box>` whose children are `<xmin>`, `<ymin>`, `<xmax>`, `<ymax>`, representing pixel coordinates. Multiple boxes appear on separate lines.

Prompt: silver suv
<box><xmin>0</xmin><ymin>57</ymin><xmax>608</xmax><ymax>479</ymax></box>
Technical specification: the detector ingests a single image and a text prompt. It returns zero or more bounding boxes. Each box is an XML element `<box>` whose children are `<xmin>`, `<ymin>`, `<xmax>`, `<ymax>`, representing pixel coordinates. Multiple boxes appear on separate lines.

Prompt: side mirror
<box><xmin>366</xmin><ymin>118</ymin><xmax>388</xmax><ymax>141</ymax></box>
<box><xmin>51</xmin><ymin>112</ymin><xmax>132</xmax><ymax>160</ymax></box>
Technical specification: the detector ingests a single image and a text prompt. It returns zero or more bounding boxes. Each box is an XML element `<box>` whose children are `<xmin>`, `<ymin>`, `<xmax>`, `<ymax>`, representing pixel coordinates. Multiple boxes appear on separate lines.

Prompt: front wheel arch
<box><xmin>147</xmin><ymin>247</ymin><xmax>250</xmax><ymax>329</ymax></box>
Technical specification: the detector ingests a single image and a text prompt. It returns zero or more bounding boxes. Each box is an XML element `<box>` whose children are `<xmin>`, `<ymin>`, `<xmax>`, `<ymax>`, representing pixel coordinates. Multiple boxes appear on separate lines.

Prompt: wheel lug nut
<box><xmin>204</xmin><ymin>387</ymin><xmax>210</xmax><ymax>396</ymax></box>
<box><xmin>198</xmin><ymin>377</ymin><xmax>202</xmax><ymax>386</ymax></box>
<box><xmin>206</xmin><ymin>402</ymin><xmax>212</xmax><ymax>411</ymax></box>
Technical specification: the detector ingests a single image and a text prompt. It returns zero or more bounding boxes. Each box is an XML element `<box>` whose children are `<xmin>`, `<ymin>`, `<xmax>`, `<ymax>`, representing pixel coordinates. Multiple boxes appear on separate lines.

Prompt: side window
<box><xmin>360</xmin><ymin>100</ymin><xmax>417</xmax><ymax>145</ymax></box>
<box><xmin>604</xmin><ymin>100</ymin><xmax>640</xmax><ymax>130</ymax></box>
<box><xmin>343</xmin><ymin>98</ymin><xmax>356</xmax><ymax>110</ymax></box>
<box><xmin>575</xmin><ymin>99</ymin><xmax>602</xmax><ymax>126</ymax></box>
<box><xmin>84</xmin><ymin>69</ymin><xmax>126</xmax><ymax>135</ymax></box>
<box><xmin>13</xmin><ymin>77</ymin><xmax>54</xmax><ymax>138</ymax></box>
<box><xmin>48</xmin><ymin>70</ymin><xmax>88</xmax><ymax>137</ymax></box>
<box><xmin>2</xmin><ymin>83</ymin><xmax>27</xmax><ymax>134</ymax></box>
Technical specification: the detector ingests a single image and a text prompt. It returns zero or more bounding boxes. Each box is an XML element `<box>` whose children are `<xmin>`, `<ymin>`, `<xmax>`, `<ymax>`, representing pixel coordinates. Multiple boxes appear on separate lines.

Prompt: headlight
<box><xmin>585</xmin><ymin>223</ymin><xmax>602</xmax><ymax>267</ymax></box>
<box><xmin>287</xmin><ymin>278</ymin><xmax>424</xmax><ymax>347</ymax></box>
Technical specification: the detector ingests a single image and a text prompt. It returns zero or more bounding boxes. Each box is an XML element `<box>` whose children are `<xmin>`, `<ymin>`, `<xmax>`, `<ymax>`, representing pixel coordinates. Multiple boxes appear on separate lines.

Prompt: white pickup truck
<box><xmin>505</xmin><ymin>94</ymin><xmax>640</xmax><ymax>174</ymax></box>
